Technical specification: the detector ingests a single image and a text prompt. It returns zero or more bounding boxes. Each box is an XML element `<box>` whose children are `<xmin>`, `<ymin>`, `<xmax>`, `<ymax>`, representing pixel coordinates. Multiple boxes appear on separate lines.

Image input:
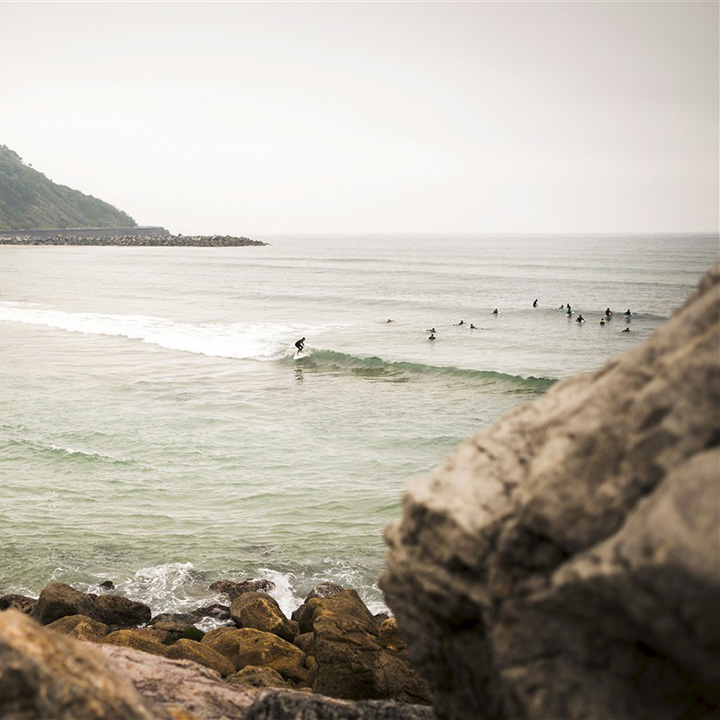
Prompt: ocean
<box><xmin>1</xmin><ymin>234</ymin><xmax>717</xmax><ymax>620</ymax></box>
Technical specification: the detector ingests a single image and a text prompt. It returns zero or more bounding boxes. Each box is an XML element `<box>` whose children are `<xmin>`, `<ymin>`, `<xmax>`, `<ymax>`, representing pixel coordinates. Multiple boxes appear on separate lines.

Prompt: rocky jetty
<box><xmin>0</xmin><ymin>579</ymin><xmax>432</xmax><ymax>719</ymax></box>
<box><xmin>0</xmin><ymin>232</ymin><xmax>266</xmax><ymax>246</ymax></box>
<box><xmin>381</xmin><ymin>264</ymin><xmax>720</xmax><ymax>720</ymax></box>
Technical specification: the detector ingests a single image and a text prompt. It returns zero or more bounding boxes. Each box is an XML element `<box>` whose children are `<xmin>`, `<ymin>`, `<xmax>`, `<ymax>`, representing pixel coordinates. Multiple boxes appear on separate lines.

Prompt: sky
<box><xmin>1</xmin><ymin>1</ymin><xmax>718</xmax><ymax>237</ymax></box>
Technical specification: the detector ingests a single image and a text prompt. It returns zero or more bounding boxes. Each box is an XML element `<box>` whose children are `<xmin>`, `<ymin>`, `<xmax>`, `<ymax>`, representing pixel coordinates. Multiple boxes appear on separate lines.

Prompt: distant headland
<box><xmin>0</xmin><ymin>144</ymin><xmax>264</xmax><ymax>246</ymax></box>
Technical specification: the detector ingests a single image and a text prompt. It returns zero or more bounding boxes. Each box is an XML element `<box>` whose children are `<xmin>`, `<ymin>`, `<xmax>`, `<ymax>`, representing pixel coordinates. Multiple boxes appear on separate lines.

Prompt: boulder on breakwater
<box><xmin>381</xmin><ymin>263</ymin><xmax>720</xmax><ymax>720</ymax></box>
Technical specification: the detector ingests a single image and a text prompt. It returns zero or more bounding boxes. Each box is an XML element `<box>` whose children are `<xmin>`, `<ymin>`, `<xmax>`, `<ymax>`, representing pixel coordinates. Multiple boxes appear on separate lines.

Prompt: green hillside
<box><xmin>0</xmin><ymin>145</ymin><xmax>136</xmax><ymax>230</ymax></box>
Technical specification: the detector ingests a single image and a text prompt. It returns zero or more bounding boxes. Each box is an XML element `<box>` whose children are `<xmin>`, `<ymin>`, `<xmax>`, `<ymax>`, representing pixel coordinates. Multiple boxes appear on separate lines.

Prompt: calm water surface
<box><xmin>0</xmin><ymin>234</ymin><xmax>716</xmax><ymax>616</ymax></box>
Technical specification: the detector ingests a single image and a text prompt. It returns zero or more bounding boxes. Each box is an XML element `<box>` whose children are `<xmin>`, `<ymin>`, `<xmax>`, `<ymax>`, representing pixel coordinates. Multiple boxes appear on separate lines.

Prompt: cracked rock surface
<box><xmin>381</xmin><ymin>264</ymin><xmax>720</xmax><ymax>720</ymax></box>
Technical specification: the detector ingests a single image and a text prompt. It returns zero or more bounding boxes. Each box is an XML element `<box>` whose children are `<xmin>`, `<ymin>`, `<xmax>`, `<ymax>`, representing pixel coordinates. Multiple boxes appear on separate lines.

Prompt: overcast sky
<box><xmin>1</xmin><ymin>2</ymin><xmax>718</xmax><ymax>236</ymax></box>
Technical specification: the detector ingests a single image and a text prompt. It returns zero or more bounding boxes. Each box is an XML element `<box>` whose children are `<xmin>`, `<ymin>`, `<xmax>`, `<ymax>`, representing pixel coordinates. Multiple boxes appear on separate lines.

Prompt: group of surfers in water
<box><xmin>296</xmin><ymin>303</ymin><xmax>634</xmax><ymax>352</ymax></box>
<box><xmin>418</xmin><ymin>302</ymin><xmax>634</xmax><ymax>341</ymax></box>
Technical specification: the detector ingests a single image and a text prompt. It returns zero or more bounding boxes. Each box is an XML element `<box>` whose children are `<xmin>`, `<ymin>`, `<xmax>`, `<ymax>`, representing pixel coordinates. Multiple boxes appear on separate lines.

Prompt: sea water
<box><xmin>0</xmin><ymin>234</ymin><xmax>716</xmax><ymax>617</ymax></box>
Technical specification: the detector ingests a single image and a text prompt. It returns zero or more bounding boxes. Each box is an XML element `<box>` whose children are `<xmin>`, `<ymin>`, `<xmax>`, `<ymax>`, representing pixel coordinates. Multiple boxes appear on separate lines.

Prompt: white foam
<box><xmin>0</xmin><ymin>302</ymin><xmax>311</xmax><ymax>361</ymax></box>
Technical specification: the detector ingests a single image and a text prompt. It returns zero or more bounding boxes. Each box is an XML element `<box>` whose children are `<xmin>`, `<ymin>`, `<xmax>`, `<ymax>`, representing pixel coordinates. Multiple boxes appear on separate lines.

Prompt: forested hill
<box><xmin>0</xmin><ymin>145</ymin><xmax>136</xmax><ymax>230</ymax></box>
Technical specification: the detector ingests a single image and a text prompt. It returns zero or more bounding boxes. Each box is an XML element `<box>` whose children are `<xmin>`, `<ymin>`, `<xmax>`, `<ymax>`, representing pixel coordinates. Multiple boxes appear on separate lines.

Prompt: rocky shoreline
<box><xmin>0</xmin><ymin>578</ymin><xmax>433</xmax><ymax>719</ymax></box>
<box><xmin>0</xmin><ymin>233</ymin><xmax>267</xmax><ymax>247</ymax></box>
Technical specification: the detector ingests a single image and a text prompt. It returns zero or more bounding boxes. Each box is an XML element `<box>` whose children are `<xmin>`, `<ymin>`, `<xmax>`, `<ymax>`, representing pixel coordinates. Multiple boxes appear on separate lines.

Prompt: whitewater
<box><xmin>0</xmin><ymin>234</ymin><xmax>716</xmax><ymax>616</ymax></box>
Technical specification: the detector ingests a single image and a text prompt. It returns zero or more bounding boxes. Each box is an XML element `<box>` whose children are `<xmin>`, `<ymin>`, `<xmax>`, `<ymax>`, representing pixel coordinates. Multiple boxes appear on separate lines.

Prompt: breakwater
<box><xmin>0</xmin><ymin>234</ymin><xmax>266</xmax><ymax>247</ymax></box>
<box><xmin>0</xmin><ymin>227</ymin><xmax>266</xmax><ymax>246</ymax></box>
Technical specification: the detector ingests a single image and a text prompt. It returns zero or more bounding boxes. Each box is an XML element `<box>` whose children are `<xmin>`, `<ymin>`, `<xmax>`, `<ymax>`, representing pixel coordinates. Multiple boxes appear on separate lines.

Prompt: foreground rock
<box><xmin>98</xmin><ymin>644</ymin><xmax>258</xmax><ymax>719</ymax></box>
<box><xmin>0</xmin><ymin>609</ymin><xmax>162</xmax><ymax>719</ymax></box>
<box><xmin>381</xmin><ymin>264</ymin><xmax>720</xmax><ymax>719</ymax></box>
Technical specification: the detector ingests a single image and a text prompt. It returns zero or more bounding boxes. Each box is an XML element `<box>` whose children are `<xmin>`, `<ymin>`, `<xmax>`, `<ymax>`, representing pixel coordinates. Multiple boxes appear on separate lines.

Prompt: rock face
<box><xmin>381</xmin><ymin>264</ymin><xmax>720</xmax><ymax>720</ymax></box>
<box><xmin>0</xmin><ymin>609</ymin><xmax>161</xmax><ymax>719</ymax></box>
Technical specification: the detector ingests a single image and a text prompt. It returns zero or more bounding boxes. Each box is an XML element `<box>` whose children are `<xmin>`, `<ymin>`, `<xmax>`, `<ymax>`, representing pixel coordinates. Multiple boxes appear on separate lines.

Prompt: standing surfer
<box><xmin>294</xmin><ymin>337</ymin><xmax>305</xmax><ymax>355</ymax></box>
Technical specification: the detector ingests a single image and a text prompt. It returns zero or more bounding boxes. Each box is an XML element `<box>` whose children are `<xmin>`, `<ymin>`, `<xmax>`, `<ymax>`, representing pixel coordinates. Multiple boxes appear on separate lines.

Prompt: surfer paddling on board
<box><xmin>294</xmin><ymin>337</ymin><xmax>305</xmax><ymax>356</ymax></box>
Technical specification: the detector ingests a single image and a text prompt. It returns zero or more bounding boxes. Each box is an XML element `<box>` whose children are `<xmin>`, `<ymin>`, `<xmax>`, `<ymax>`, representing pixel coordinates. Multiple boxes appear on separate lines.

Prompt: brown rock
<box><xmin>381</xmin><ymin>263</ymin><xmax>720</xmax><ymax>720</ymax></box>
<box><xmin>46</xmin><ymin>614</ymin><xmax>109</xmax><ymax>641</ymax></box>
<box><xmin>30</xmin><ymin>582</ymin><xmax>151</xmax><ymax>626</ymax></box>
<box><xmin>165</xmin><ymin>638</ymin><xmax>235</xmax><ymax>677</ymax></box>
<box><xmin>94</xmin><ymin>592</ymin><xmax>152</xmax><ymax>626</ymax></box>
<box><xmin>0</xmin><ymin>609</ymin><xmax>161</xmax><ymax>719</ymax></box>
<box><xmin>306</xmin><ymin>589</ymin><xmax>432</xmax><ymax>704</ymax></box>
<box><xmin>0</xmin><ymin>593</ymin><xmax>37</xmax><ymax>615</ymax></box>
<box><xmin>230</xmin><ymin>591</ymin><xmax>297</xmax><ymax>642</ymax></box>
<box><xmin>30</xmin><ymin>583</ymin><xmax>97</xmax><ymax>624</ymax></box>
<box><xmin>226</xmin><ymin>665</ymin><xmax>294</xmax><ymax>689</ymax></box>
<box><xmin>202</xmin><ymin>626</ymin><xmax>307</xmax><ymax>682</ymax></box>
<box><xmin>100</xmin><ymin>628</ymin><xmax>170</xmax><ymax>658</ymax></box>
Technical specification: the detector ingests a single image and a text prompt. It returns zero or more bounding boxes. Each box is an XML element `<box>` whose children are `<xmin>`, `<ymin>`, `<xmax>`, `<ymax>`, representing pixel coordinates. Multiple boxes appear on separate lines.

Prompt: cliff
<box><xmin>381</xmin><ymin>264</ymin><xmax>720</xmax><ymax>719</ymax></box>
<box><xmin>0</xmin><ymin>145</ymin><xmax>136</xmax><ymax>230</ymax></box>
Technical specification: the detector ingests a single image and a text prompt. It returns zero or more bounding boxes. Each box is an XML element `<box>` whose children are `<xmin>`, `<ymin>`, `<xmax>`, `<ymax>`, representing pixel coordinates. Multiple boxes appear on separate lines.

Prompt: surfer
<box><xmin>470</xmin><ymin>323</ymin><xmax>477</xmax><ymax>329</ymax></box>
<box><xmin>622</xmin><ymin>327</ymin><xmax>631</xmax><ymax>333</ymax></box>
<box><xmin>533</xmin><ymin>299</ymin><xmax>538</xmax><ymax>307</ymax></box>
<box><xmin>600</xmin><ymin>318</ymin><xmax>606</xmax><ymax>326</ymax></box>
<box><xmin>605</xmin><ymin>308</ymin><xmax>613</xmax><ymax>319</ymax></box>
<box><xmin>493</xmin><ymin>308</ymin><xmax>498</xmax><ymax>315</ymax></box>
<box><xmin>386</xmin><ymin>319</ymin><xmax>393</xmax><ymax>323</ymax></box>
<box><xmin>294</xmin><ymin>337</ymin><xmax>305</xmax><ymax>354</ymax></box>
<box><xmin>624</xmin><ymin>309</ymin><xmax>632</xmax><ymax>317</ymax></box>
<box><xmin>428</xmin><ymin>333</ymin><xmax>436</xmax><ymax>341</ymax></box>
<box><xmin>576</xmin><ymin>315</ymin><xmax>585</xmax><ymax>323</ymax></box>
<box><xmin>456</xmin><ymin>320</ymin><xmax>465</xmax><ymax>326</ymax></box>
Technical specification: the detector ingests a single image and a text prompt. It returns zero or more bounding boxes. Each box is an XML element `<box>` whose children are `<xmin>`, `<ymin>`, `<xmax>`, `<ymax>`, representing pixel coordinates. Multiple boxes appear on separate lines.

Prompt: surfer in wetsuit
<box><xmin>576</xmin><ymin>315</ymin><xmax>585</xmax><ymax>323</ymax></box>
<box><xmin>470</xmin><ymin>324</ymin><xmax>477</xmax><ymax>329</ymax></box>
<box><xmin>456</xmin><ymin>320</ymin><xmax>465</xmax><ymax>326</ymax></box>
<box><xmin>533</xmin><ymin>299</ymin><xmax>538</xmax><ymax>307</ymax></box>
<box><xmin>428</xmin><ymin>333</ymin><xmax>436</xmax><ymax>341</ymax></box>
<box><xmin>294</xmin><ymin>337</ymin><xmax>305</xmax><ymax>354</ymax></box>
<box><xmin>493</xmin><ymin>308</ymin><xmax>498</xmax><ymax>315</ymax></box>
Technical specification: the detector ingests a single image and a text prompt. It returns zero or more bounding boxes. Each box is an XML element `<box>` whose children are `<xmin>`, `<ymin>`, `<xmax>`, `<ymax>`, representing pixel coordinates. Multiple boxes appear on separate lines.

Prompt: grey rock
<box><xmin>209</xmin><ymin>578</ymin><xmax>276</xmax><ymax>601</ymax></box>
<box><xmin>246</xmin><ymin>690</ymin><xmax>437</xmax><ymax>720</ymax></box>
<box><xmin>98</xmin><ymin>643</ymin><xmax>259</xmax><ymax>719</ymax></box>
<box><xmin>381</xmin><ymin>263</ymin><xmax>720</xmax><ymax>720</ymax></box>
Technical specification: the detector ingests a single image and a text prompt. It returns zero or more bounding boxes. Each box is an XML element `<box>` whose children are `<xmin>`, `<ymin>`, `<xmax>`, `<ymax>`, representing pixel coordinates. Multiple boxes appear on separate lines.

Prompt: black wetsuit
<box><xmin>294</xmin><ymin>338</ymin><xmax>305</xmax><ymax>353</ymax></box>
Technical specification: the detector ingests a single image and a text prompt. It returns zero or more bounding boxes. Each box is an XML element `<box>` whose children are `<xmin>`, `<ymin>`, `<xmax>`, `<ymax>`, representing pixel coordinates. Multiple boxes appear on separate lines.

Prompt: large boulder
<box><xmin>31</xmin><ymin>582</ymin><xmax>151</xmax><ymax>626</ymax></box>
<box><xmin>0</xmin><ymin>609</ymin><xmax>162</xmax><ymax>719</ymax></box>
<box><xmin>230</xmin><ymin>591</ymin><xmax>297</xmax><ymax>642</ymax></box>
<box><xmin>303</xmin><ymin>589</ymin><xmax>432</xmax><ymax>704</ymax></box>
<box><xmin>202</xmin><ymin>626</ymin><xmax>307</xmax><ymax>683</ymax></box>
<box><xmin>381</xmin><ymin>264</ymin><xmax>720</xmax><ymax>720</ymax></box>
